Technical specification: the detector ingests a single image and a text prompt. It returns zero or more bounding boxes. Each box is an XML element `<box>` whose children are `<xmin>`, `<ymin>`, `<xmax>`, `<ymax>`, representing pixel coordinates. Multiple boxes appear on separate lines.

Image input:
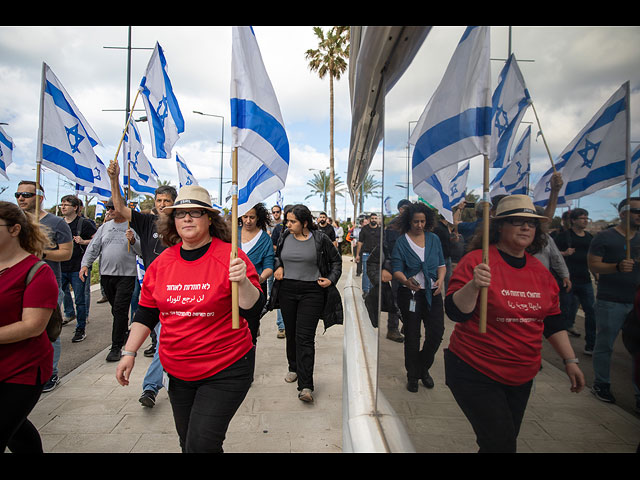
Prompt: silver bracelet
<box><xmin>121</xmin><ymin>350</ymin><xmax>137</xmax><ymax>357</ymax></box>
<box><xmin>562</xmin><ymin>357</ymin><xmax>579</xmax><ymax>365</ymax></box>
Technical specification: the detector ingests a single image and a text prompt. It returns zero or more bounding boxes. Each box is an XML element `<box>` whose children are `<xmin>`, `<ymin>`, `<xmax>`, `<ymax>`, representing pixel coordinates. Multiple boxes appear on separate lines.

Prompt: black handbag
<box><xmin>25</xmin><ymin>260</ymin><xmax>63</xmax><ymax>342</ymax></box>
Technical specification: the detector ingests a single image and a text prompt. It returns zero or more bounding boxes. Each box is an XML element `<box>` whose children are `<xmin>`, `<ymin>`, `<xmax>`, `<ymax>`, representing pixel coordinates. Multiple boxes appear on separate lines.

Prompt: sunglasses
<box><xmin>15</xmin><ymin>192</ymin><xmax>36</xmax><ymax>199</ymax></box>
<box><xmin>630</xmin><ymin>208</ymin><xmax>640</xmax><ymax>215</ymax></box>
<box><xmin>504</xmin><ymin>217</ymin><xmax>539</xmax><ymax>228</ymax></box>
<box><xmin>173</xmin><ymin>209</ymin><xmax>207</xmax><ymax>219</ymax></box>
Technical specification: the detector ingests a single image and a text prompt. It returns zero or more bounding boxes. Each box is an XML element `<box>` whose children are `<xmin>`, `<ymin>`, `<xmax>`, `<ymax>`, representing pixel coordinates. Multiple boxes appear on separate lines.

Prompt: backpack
<box><xmin>25</xmin><ymin>260</ymin><xmax>63</xmax><ymax>342</ymax></box>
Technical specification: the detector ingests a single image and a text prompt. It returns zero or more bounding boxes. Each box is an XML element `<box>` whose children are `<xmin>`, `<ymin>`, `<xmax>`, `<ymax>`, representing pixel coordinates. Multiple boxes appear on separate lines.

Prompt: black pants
<box><xmin>0</xmin><ymin>381</ymin><xmax>44</xmax><ymax>453</ymax></box>
<box><xmin>167</xmin><ymin>348</ymin><xmax>255</xmax><ymax>453</ymax></box>
<box><xmin>397</xmin><ymin>287</ymin><xmax>444</xmax><ymax>380</ymax></box>
<box><xmin>444</xmin><ymin>349</ymin><xmax>533</xmax><ymax>453</ymax></box>
<box><xmin>101</xmin><ymin>275</ymin><xmax>136</xmax><ymax>348</ymax></box>
<box><xmin>278</xmin><ymin>279</ymin><xmax>325</xmax><ymax>391</ymax></box>
<box><xmin>244</xmin><ymin>281</ymin><xmax>266</xmax><ymax>345</ymax></box>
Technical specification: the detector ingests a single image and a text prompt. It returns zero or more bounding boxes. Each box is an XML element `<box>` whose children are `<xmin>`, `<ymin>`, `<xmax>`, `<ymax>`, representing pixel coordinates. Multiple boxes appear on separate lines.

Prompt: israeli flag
<box><xmin>411</xmin><ymin>27</ymin><xmax>492</xmax><ymax>188</ymax></box>
<box><xmin>95</xmin><ymin>200</ymin><xmax>105</xmax><ymax>219</ymax></box>
<box><xmin>75</xmin><ymin>155</ymin><xmax>113</xmax><ymax>200</ymax></box>
<box><xmin>415</xmin><ymin>160</ymin><xmax>470</xmax><ymax>224</ymax></box>
<box><xmin>0</xmin><ymin>126</ymin><xmax>14</xmax><ymax>180</ymax></box>
<box><xmin>489</xmin><ymin>54</ymin><xmax>531</xmax><ymax>168</ymax></box>
<box><xmin>176</xmin><ymin>152</ymin><xmax>199</xmax><ymax>189</ymax></box>
<box><xmin>123</xmin><ymin>120</ymin><xmax>159</xmax><ymax>196</ymax></box>
<box><xmin>276</xmin><ymin>190</ymin><xmax>283</xmax><ymax>209</ymax></box>
<box><xmin>533</xmin><ymin>82</ymin><xmax>628</xmax><ymax>207</ymax></box>
<box><xmin>139</xmin><ymin>42</ymin><xmax>185</xmax><ymax>159</ymax></box>
<box><xmin>490</xmin><ymin>125</ymin><xmax>531</xmax><ymax>197</ymax></box>
<box><xmin>39</xmin><ymin>63</ymin><xmax>102</xmax><ymax>188</ymax></box>
<box><xmin>631</xmin><ymin>144</ymin><xmax>640</xmax><ymax>190</ymax></box>
<box><xmin>231</xmin><ymin>26</ymin><xmax>290</xmax><ymax>217</ymax></box>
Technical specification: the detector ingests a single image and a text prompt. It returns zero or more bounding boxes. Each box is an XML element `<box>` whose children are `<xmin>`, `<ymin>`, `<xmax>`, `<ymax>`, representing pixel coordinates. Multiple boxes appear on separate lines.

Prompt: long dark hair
<box><xmin>240</xmin><ymin>202</ymin><xmax>272</xmax><ymax>231</ymax></box>
<box><xmin>467</xmin><ymin>217</ymin><xmax>548</xmax><ymax>255</ymax></box>
<box><xmin>287</xmin><ymin>204</ymin><xmax>317</xmax><ymax>231</ymax></box>
<box><xmin>156</xmin><ymin>209</ymin><xmax>231</xmax><ymax>247</ymax></box>
<box><xmin>393</xmin><ymin>201</ymin><xmax>437</xmax><ymax>234</ymax></box>
<box><xmin>0</xmin><ymin>201</ymin><xmax>52</xmax><ymax>256</ymax></box>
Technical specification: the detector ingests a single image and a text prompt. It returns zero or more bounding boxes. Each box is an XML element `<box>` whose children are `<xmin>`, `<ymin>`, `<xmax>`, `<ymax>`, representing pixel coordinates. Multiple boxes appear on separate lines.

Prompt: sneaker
<box><xmin>583</xmin><ymin>346</ymin><xmax>593</xmax><ymax>356</ymax></box>
<box><xmin>284</xmin><ymin>371</ymin><xmax>297</xmax><ymax>383</ymax></box>
<box><xmin>42</xmin><ymin>374</ymin><xmax>60</xmax><ymax>393</ymax></box>
<box><xmin>139</xmin><ymin>390</ymin><xmax>157</xmax><ymax>408</ymax></box>
<box><xmin>591</xmin><ymin>383</ymin><xmax>616</xmax><ymax>403</ymax></box>
<box><xmin>566</xmin><ymin>327</ymin><xmax>581</xmax><ymax>338</ymax></box>
<box><xmin>277</xmin><ymin>329</ymin><xmax>286</xmax><ymax>339</ymax></box>
<box><xmin>143</xmin><ymin>345</ymin><xmax>156</xmax><ymax>357</ymax></box>
<box><xmin>97</xmin><ymin>296</ymin><xmax>109</xmax><ymax>304</ymax></box>
<box><xmin>71</xmin><ymin>329</ymin><xmax>86</xmax><ymax>343</ymax></box>
<box><xmin>298</xmin><ymin>388</ymin><xmax>313</xmax><ymax>402</ymax></box>
<box><xmin>106</xmin><ymin>347</ymin><xmax>121</xmax><ymax>362</ymax></box>
<box><xmin>386</xmin><ymin>328</ymin><xmax>404</xmax><ymax>343</ymax></box>
<box><xmin>62</xmin><ymin>315</ymin><xmax>75</xmax><ymax>326</ymax></box>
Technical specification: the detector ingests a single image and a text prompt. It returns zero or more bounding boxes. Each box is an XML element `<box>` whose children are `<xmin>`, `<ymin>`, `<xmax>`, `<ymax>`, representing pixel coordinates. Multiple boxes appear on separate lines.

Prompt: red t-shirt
<box><xmin>446</xmin><ymin>245</ymin><xmax>561</xmax><ymax>386</ymax></box>
<box><xmin>0</xmin><ymin>255</ymin><xmax>58</xmax><ymax>385</ymax></box>
<box><xmin>138</xmin><ymin>237</ymin><xmax>259</xmax><ymax>381</ymax></box>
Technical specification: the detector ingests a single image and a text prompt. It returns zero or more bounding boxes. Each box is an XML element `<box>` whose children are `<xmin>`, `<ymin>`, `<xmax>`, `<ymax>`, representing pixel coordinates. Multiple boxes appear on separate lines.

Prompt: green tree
<box><xmin>357</xmin><ymin>173</ymin><xmax>382</xmax><ymax>214</ymax></box>
<box><xmin>305</xmin><ymin>26</ymin><xmax>350</xmax><ymax>221</ymax></box>
<box><xmin>305</xmin><ymin>170</ymin><xmax>346</xmax><ymax>212</ymax></box>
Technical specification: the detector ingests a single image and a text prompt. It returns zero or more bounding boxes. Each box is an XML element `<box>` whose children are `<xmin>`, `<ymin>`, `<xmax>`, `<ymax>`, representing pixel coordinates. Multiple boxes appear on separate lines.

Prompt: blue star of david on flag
<box><xmin>577</xmin><ymin>139</ymin><xmax>600</xmax><ymax>168</ymax></box>
<box><xmin>65</xmin><ymin>124</ymin><xmax>84</xmax><ymax>153</ymax></box>
<box><xmin>139</xmin><ymin>42</ymin><xmax>185</xmax><ymax>159</ymax></box>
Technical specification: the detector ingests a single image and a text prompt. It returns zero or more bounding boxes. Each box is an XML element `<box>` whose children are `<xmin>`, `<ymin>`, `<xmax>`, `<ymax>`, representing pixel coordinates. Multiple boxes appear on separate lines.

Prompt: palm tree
<box><xmin>305</xmin><ymin>26</ymin><xmax>350</xmax><ymax>221</ymax></box>
<box><xmin>305</xmin><ymin>170</ymin><xmax>346</xmax><ymax>212</ymax></box>
<box><xmin>357</xmin><ymin>173</ymin><xmax>383</xmax><ymax>213</ymax></box>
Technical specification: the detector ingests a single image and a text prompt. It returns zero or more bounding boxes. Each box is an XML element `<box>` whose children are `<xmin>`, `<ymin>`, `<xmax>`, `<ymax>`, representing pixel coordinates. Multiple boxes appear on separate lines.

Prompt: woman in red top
<box><xmin>444</xmin><ymin>195</ymin><xmax>585</xmax><ymax>453</ymax></box>
<box><xmin>115</xmin><ymin>186</ymin><xmax>264</xmax><ymax>453</ymax></box>
<box><xmin>0</xmin><ymin>201</ymin><xmax>59</xmax><ymax>453</ymax></box>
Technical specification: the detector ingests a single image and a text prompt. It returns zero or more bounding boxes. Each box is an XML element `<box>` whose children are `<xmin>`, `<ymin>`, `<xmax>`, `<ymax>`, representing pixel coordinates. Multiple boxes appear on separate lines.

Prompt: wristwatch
<box><xmin>562</xmin><ymin>357</ymin><xmax>579</xmax><ymax>365</ymax></box>
<box><xmin>121</xmin><ymin>350</ymin><xmax>137</xmax><ymax>357</ymax></box>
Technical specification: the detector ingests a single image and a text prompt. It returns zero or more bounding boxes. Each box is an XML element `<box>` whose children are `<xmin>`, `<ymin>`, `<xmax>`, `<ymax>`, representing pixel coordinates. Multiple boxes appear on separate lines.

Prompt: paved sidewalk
<box><xmin>24</xmin><ymin>256</ymin><xmax>640</xmax><ymax>453</ymax></box>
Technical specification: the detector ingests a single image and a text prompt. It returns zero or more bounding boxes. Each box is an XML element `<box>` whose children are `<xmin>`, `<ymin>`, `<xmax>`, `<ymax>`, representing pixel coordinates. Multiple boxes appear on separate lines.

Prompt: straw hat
<box><xmin>162</xmin><ymin>185</ymin><xmax>220</xmax><ymax>214</ymax></box>
<box><xmin>494</xmin><ymin>194</ymin><xmax>549</xmax><ymax>222</ymax></box>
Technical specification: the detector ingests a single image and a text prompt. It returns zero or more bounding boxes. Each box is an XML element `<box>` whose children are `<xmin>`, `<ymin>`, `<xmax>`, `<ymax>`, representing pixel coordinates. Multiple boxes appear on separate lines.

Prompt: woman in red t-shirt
<box><xmin>115</xmin><ymin>186</ymin><xmax>264</xmax><ymax>453</ymax></box>
<box><xmin>0</xmin><ymin>201</ymin><xmax>59</xmax><ymax>453</ymax></box>
<box><xmin>444</xmin><ymin>195</ymin><xmax>585</xmax><ymax>453</ymax></box>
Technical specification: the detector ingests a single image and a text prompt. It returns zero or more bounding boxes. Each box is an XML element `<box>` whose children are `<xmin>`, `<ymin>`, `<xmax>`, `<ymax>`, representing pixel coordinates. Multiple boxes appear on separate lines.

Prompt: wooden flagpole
<box><xmin>625</xmin><ymin>81</ymin><xmax>631</xmax><ymax>260</ymax></box>
<box><xmin>479</xmin><ymin>154</ymin><xmax>490</xmax><ymax>334</ymax></box>
<box><xmin>231</xmin><ymin>147</ymin><xmax>240</xmax><ymax>329</ymax></box>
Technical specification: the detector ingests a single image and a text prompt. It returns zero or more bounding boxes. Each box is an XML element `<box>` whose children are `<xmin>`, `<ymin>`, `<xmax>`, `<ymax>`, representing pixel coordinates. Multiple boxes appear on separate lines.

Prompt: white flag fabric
<box><xmin>139</xmin><ymin>42</ymin><xmax>185</xmax><ymax>159</ymax></box>
<box><xmin>489</xmin><ymin>54</ymin><xmax>531</xmax><ymax>168</ymax></box>
<box><xmin>40</xmin><ymin>63</ymin><xmax>101</xmax><ymax>188</ymax></box>
<box><xmin>231</xmin><ymin>26</ymin><xmax>290</xmax><ymax>217</ymax></box>
<box><xmin>123</xmin><ymin>120</ymin><xmax>159</xmax><ymax>196</ymax></box>
<box><xmin>75</xmin><ymin>155</ymin><xmax>113</xmax><ymax>200</ymax></box>
<box><xmin>415</xmin><ymin>160</ymin><xmax>470</xmax><ymax>224</ymax></box>
<box><xmin>490</xmin><ymin>125</ymin><xmax>531</xmax><ymax>197</ymax></box>
<box><xmin>0</xmin><ymin>126</ymin><xmax>14</xmax><ymax>180</ymax></box>
<box><xmin>411</xmin><ymin>26</ymin><xmax>492</xmax><ymax>189</ymax></box>
<box><xmin>176</xmin><ymin>152</ymin><xmax>199</xmax><ymax>189</ymax></box>
<box><xmin>533</xmin><ymin>83</ymin><xmax>628</xmax><ymax>207</ymax></box>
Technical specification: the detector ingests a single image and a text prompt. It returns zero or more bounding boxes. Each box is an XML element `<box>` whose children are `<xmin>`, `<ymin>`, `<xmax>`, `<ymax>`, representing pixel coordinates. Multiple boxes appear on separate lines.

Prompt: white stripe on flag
<box><xmin>0</xmin><ymin>126</ymin><xmax>14</xmax><ymax>180</ymax></box>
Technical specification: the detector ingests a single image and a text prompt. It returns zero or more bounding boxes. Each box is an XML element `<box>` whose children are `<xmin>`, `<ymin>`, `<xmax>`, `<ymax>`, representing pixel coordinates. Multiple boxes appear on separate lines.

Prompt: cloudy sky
<box><xmin>1</xmin><ymin>26</ymin><xmax>638</xmax><ymax>222</ymax></box>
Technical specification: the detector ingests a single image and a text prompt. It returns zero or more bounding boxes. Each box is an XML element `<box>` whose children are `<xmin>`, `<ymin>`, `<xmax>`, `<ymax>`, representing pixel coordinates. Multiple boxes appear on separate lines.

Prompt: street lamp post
<box><xmin>193</xmin><ymin>111</ymin><xmax>224</xmax><ymax>205</ymax></box>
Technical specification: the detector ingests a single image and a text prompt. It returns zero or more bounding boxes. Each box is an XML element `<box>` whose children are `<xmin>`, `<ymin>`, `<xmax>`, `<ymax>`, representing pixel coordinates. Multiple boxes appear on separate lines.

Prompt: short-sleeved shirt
<box><xmin>317</xmin><ymin>223</ymin><xmax>336</xmax><ymax>242</ymax></box>
<box><xmin>129</xmin><ymin>209</ymin><xmax>167</xmax><ymax>270</ymax></box>
<box><xmin>0</xmin><ymin>255</ymin><xmax>58</xmax><ymax>385</ymax></box>
<box><xmin>40</xmin><ymin>212</ymin><xmax>73</xmax><ymax>285</ymax></box>
<box><xmin>138</xmin><ymin>237</ymin><xmax>259</xmax><ymax>381</ymax></box>
<box><xmin>61</xmin><ymin>215</ymin><xmax>97</xmax><ymax>273</ymax></box>
<box><xmin>553</xmin><ymin>229</ymin><xmax>593</xmax><ymax>284</ymax></box>
<box><xmin>589</xmin><ymin>227</ymin><xmax>640</xmax><ymax>304</ymax></box>
<box><xmin>446</xmin><ymin>246</ymin><xmax>561</xmax><ymax>386</ymax></box>
<box><xmin>358</xmin><ymin>224</ymin><xmax>381</xmax><ymax>254</ymax></box>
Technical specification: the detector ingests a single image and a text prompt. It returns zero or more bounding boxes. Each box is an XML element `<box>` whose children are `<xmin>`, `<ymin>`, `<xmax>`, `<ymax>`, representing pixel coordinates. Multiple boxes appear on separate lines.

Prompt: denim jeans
<box><xmin>566</xmin><ymin>282</ymin><xmax>597</xmax><ymax>349</ymax></box>
<box><xmin>593</xmin><ymin>299</ymin><xmax>633</xmax><ymax>386</ymax></box>
<box><xmin>267</xmin><ymin>276</ymin><xmax>284</xmax><ymax>330</ymax></box>
<box><xmin>361</xmin><ymin>252</ymin><xmax>371</xmax><ymax>294</ymax></box>
<box><xmin>61</xmin><ymin>271</ymin><xmax>88</xmax><ymax>330</ymax></box>
<box><xmin>143</xmin><ymin>324</ymin><xmax>164</xmax><ymax>394</ymax></box>
<box><xmin>167</xmin><ymin>348</ymin><xmax>255</xmax><ymax>453</ymax></box>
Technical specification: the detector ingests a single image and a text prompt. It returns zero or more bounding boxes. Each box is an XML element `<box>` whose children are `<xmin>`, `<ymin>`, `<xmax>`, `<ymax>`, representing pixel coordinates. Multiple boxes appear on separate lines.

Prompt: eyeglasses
<box><xmin>15</xmin><ymin>192</ymin><xmax>36</xmax><ymax>199</ymax></box>
<box><xmin>272</xmin><ymin>210</ymin><xmax>281</xmax><ymax>214</ymax></box>
<box><xmin>505</xmin><ymin>217</ymin><xmax>539</xmax><ymax>228</ymax></box>
<box><xmin>629</xmin><ymin>208</ymin><xmax>640</xmax><ymax>215</ymax></box>
<box><xmin>173</xmin><ymin>209</ymin><xmax>207</xmax><ymax>219</ymax></box>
